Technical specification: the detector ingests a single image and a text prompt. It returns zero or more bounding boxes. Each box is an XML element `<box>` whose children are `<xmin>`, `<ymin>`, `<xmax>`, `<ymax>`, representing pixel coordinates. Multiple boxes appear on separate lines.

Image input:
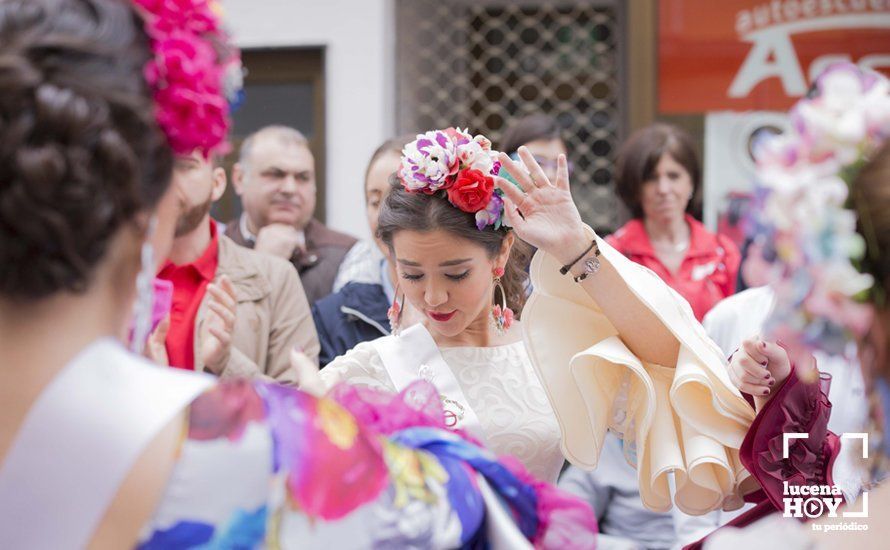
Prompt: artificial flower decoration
<box><xmin>447</xmin><ymin>168</ymin><xmax>495</xmax><ymax>213</ymax></box>
<box><xmin>475</xmin><ymin>192</ymin><xmax>504</xmax><ymax>231</ymax></box>
<box><xmin>398</xmin><ymin>128</ymin><xmax>510</xmax><ymax>230</ymax></box>
<box><xmin>491</xmin><ymin>304</ymin><xmax>514</xmax><ymax>332</ymax></box>
<box><xmin>132</xmin><ymin>0</ymin><xmax>243</xmax><ymax>156</ymax></box>
<box><xmin>751</xmin><ymin>62</ymin><xmax>890</xmax><ymax>373</ymax></box>
<box><xmin>399</xmin><ymin>129</ymin><xmax>460</xmax><ymax>193</ymax></box>
<box><xmin>135</xmin><ymin>0</ymin><xmax>220</xmax><ymax>34</ymax></box>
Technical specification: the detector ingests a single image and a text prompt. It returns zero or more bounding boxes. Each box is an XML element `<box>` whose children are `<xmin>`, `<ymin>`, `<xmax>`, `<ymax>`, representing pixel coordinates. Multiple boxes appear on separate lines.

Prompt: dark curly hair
<box><xmin>377</xmin><ymin>181</ymin><xmax>530</xmax><ymax>318</ymax></box>
<box><xmin>0</xmin><ymin>0</ymin><xmax>173</xmax><ymax>301</ymax></box>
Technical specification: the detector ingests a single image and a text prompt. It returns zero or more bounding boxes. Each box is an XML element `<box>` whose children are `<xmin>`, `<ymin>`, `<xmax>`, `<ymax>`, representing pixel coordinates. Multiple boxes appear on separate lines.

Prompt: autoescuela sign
<box><xmin>659</xmin><ymin>0</ymin><xmax>890</xmax><ymax>113</ymax></box>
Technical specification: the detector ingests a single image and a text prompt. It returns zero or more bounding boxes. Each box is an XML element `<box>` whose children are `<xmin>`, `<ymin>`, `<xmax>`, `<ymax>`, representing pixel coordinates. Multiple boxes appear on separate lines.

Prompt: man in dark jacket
<box><xmin>226</xmin><ymin>125</ymin><xmax>356</xmax><ymax>305</ymax></box>
<box><xmin>311</xmin><ymin>281</ymin><xmax>391</xmax><ymax>366</ymax></box>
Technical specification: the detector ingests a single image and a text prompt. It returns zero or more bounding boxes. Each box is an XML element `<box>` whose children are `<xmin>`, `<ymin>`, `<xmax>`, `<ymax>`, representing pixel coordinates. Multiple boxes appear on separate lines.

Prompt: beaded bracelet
<box><xmin>559</xmin><ymin>239</ymin><xmax>600</xmax><ymax>275</ymax></box>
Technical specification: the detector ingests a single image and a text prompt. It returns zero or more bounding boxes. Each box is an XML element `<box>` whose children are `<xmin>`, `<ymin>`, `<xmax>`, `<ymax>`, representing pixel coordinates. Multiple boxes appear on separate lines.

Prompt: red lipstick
<box><xmin>427</xmin><ymin>310</ymin><xmax>456</xmax><ymax>322</ymax></box>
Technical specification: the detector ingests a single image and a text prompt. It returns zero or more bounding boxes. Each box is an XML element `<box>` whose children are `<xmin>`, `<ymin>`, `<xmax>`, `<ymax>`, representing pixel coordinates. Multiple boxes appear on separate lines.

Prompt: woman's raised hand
<box><xmin>495</xmin><ymin>146</ymin><xmax>590</xmax><ymax>266</ymax></box>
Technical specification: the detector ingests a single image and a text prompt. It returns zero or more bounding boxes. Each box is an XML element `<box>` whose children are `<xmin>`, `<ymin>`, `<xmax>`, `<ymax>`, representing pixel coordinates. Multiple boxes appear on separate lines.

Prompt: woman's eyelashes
<box><xmin>445</xmin><ymin>270</ymin><xmax>470</xmax><ymax>281</ymax></box>
<box><xmin>400</xmin><ymin>270</ymin><xmax>471</xmax><ymax>282</ymax></box>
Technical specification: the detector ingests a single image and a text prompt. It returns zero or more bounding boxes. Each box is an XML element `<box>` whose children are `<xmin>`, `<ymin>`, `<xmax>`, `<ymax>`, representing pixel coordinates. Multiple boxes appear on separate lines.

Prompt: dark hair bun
<box><xmin>0</xmin><ymin>0</ymin><xmax>172</xmax><ymax>300</ymax></box>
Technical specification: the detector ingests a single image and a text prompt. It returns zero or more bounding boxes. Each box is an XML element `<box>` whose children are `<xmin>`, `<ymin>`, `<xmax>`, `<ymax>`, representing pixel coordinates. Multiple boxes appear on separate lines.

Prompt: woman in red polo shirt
<box><xmin>607</xmin><ymin>124</ymin><xmax>739</xmax><ymax>321</ymax></box>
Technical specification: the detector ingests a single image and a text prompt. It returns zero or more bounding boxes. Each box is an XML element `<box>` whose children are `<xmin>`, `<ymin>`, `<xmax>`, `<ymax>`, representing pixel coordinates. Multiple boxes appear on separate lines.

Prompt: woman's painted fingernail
<box><xmin>760</xmin><ymin>342</ymin><xmax>767</xmax><ymax>351</ymax></box>
<box><xmin>764</xmin><ymin>372</ymin><xmax>771</xmax><ymax>379</ymax></box>
<box><xmin>768</xmin><ymin>379</ymin><xmax>775</xmax><ymax>386</ymax></box>
<box><xmin>763</xmin><ymin>388</ymin><xmax>770</xmax><ymax>395</ymax></box>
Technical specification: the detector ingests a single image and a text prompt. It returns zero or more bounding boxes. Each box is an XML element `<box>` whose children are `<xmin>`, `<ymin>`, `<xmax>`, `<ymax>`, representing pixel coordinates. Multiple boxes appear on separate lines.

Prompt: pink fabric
<box><xmin>330</xmin><ymin>380</ymin><xmax>599</xmax><ymax>549</ymax></box>
<box><xmin>329</xmin><ymin>380</ymin><xmax>484</xmax><ymax>445</ymax></box>
<box><xmin>499</xmin><ymin>455</ymin><xmax>599</xmax><ymax>549</ymax></box>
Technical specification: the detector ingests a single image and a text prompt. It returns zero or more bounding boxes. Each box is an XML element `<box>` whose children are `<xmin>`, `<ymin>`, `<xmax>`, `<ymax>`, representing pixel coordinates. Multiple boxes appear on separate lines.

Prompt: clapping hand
<box><xmin>201</xmin><ymin>275</ymin><xmax>237</xmax><ymax>373</ymax></box>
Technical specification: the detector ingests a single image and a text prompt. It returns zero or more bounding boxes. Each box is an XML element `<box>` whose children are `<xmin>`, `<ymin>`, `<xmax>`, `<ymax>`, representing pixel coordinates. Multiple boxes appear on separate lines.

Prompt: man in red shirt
<box><xmin>149</xmin><ymin>152</ymin><xmax>320</xmax><ymax>384</ymax></box>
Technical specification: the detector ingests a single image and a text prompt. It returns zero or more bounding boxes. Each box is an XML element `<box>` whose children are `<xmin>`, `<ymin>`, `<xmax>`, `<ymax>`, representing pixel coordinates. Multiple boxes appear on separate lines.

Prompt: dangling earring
<box><xmin>388</xmin><ymin>284</ymin><xmax>405</xmax><ymax>337</ymax></box>
<box><xmin>490</xmin><ymin>267</ymin><xmax>514</xmax><ymax>334</ymax></box>
<box><xmin>130</xmin><ymin>217</ymin><xmax>157</xmax><ymax>356</ymax></box>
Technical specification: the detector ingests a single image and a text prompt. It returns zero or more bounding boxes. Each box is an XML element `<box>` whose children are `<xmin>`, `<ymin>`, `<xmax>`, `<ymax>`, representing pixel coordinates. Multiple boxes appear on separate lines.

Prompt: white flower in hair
<box><xmin>399</xmin><ymin>130</ymin><xmax>459</xmax><ymax>193</ymax></box>
<box><xmin>456</xmin><ymin>139</ymin><xmax>496</xmax><ymax>174</ymax></box>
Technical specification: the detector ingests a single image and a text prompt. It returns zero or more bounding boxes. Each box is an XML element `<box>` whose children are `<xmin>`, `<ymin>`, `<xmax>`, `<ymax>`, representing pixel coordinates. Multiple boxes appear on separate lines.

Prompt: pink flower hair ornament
<box><xmin>132</xmin><ymin>0</ymin><xmax>243</xmax><ymax>157</ymax></box>
<box><xmin>398</xmin><ymin>128</ymin><xmax>513</xmax><ymax>231</ymax></box>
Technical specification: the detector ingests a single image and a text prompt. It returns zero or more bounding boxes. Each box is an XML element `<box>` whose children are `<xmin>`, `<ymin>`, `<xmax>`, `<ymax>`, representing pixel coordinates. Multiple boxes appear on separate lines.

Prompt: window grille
<box><xmin>396</xmin><ymin>0</ymin><xmax>627</xmax><ymax>231</ymax></box>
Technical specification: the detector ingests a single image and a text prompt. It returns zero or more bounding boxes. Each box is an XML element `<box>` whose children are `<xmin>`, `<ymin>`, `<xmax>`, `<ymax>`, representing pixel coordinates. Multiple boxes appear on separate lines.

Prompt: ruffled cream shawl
<box><xmin>522</xmin><ymin>229</ymin><xmax>760</xmax><ymax>515</ymax></box>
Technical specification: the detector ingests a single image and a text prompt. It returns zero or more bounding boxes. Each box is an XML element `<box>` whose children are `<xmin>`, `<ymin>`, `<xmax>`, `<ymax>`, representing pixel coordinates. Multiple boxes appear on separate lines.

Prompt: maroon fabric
<box><xmin>740</xmin><ymin>367</ymin><xmax>840</xmax><ymax>510</ymax></box>
<box><xmin>683</xmin><ymin>366</ymin><xmax>841</xmax><ymax>549</ymax></box>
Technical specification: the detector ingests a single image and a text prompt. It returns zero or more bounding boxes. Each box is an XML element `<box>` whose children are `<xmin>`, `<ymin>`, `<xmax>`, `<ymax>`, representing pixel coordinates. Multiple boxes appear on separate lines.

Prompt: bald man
<box><xmin>226</xmin><ymin>125</ymin><xmax>357</xmax><ymax>304</ymax></box>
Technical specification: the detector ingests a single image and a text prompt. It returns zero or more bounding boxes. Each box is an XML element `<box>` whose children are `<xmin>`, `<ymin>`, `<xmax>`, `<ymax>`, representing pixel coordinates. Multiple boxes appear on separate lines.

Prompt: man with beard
<box><xmin>152</xmin><ymin>152</ymin><xmax>320</xmax><ymax>384</ymax></box>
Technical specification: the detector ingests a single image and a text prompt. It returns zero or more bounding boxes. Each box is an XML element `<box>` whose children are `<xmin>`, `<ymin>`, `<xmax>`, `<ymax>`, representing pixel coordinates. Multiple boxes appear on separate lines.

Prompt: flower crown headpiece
<box><xmin>132</xmin><ymin>0</ymin><xmax>243</xmax><ymax>157</ymax></box>
<box><xmin>751</xmin><ymin>63</ymin><xmax>890</xmax><ymax>368</ymax></box>
<box><xmin>398</xmin><ymin>128</ymin><xmax>510</xmax><ymax>231</ymax></box>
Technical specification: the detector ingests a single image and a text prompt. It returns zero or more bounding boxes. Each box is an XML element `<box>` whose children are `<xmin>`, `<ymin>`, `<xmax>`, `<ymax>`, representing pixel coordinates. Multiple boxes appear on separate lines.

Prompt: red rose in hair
<box><xmin>447</xmin><ymin>169</ymin><xmax>494</xmax><ymax>213</ymax></box>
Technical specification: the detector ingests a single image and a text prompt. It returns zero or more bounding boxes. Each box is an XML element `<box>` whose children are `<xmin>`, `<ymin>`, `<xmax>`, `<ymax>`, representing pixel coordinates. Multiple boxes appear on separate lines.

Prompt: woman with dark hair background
<box><xmin>608</xmin><ymin>123</ymin><xmax>740</xmax><ymax>321</ymax></box>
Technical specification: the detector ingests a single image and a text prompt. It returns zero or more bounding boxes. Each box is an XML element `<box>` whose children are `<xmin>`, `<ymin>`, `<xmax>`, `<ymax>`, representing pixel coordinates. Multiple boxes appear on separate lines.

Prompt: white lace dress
<box><xmin>320</xmin><ymin>340</ymin><xmax>565</xmax><ymax>483</ymax></box>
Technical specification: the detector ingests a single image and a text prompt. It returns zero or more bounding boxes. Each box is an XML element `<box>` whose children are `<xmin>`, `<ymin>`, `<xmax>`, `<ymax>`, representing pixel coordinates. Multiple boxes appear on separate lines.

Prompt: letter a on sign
<box><xmin>729</xmin><ymin>30</ymin><xmax>807</xmax><ymax>98</ymax></box>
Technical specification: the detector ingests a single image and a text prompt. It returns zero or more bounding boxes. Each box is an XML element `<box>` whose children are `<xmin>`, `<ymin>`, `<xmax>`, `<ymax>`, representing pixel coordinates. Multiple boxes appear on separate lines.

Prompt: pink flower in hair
<box><xmin>146</xmin><ymin>32</ymin><xmax>218</xmax><ymax>84</ymax></box>
<box><xmin>444</xmin><ymin>127</ymin><xmax>472</xmax><ymax>146</ymax></box>
<box><xmin>152</xmin><ymin>77</ymin><xmax>229</xmax><ymax>156</ymax></box>
<box><xmin>144</xmin><ymin>32</ymin><xmax>229</xmax><ymax>155</ymax></box>
<box><xmin>133</xmin><ymin>0</ymin><xmax>237</xmax><ymax>156</ymax></box>
<box><xmin>456</xmin><ymin>139</ymin><xmax>497</xmax><ymax>174</ymax></box>
<box><xmin>752</xmin><ymin>62</ymin><xmax>889</xmax><ymax>365</ymax></box>
<box><xmin>134</xmin><ymin>0</ymin><xmax>219</xmax><ymax>35</ymax></box>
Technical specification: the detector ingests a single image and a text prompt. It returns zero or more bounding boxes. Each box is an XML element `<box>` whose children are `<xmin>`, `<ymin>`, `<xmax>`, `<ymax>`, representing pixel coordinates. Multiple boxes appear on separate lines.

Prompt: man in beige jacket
<box><xmin>149</xmin><ymin>151</ymin><xmax>319</xmax><ymax>384</ymax></box>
